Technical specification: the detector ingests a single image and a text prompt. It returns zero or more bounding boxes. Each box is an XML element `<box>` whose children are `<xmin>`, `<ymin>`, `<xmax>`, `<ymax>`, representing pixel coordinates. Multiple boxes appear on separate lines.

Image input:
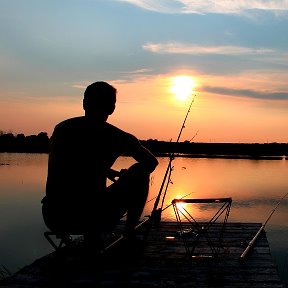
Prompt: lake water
<box><xmin>0</xmin><ymin>153</ymin><xmax>287</xmax><ymax>283</ymax></box>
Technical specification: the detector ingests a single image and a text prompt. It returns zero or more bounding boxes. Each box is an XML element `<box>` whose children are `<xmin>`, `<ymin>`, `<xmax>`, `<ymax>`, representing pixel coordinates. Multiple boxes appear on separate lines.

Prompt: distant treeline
<box><xmin>142</xmin><ymin>139</ymin><xmax>288</xmax><ymax>158</ymax></box>
<box><xmin>0</xmin><ymin>132</ymin><xmax>49</xmax><ymax>153</ymax></box>
<box><xmin>0</xmin><ymin>132</ymin><xmax>287</xmax><ymax>158</ymax></box>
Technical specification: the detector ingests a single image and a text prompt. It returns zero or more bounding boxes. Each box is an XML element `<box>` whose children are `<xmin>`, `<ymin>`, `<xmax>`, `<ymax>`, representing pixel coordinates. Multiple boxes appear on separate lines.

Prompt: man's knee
<box><xmin>127</xmin><ymin>163</ymin><xmax>151</xmax><ymax>180</ymax></box>
<box><xmin>108</xmin><ymin>163</ymin><xmax>150</xmax><ymax>199</ymax></box>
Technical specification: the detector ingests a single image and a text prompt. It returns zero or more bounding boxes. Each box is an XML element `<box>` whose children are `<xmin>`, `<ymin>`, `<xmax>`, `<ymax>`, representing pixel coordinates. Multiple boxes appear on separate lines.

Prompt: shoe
<box><xmin>122</xmin><ymin>233</ymin><xmax>145</xmax><ymax>253</ymax></box>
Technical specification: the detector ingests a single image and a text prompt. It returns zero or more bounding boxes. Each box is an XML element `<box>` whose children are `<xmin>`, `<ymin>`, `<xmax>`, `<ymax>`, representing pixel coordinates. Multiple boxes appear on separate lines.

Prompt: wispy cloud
<box><xmin>116</xmin><ymin>0</ymin><xmax>288</xmax><ymax>15</ymax></box>
<box><xmin>125</xmin><ymin>68</ymin><xmax>153</xmax><ymax>74</ymax></box>
<box><xmin>72</xmin><ymin>84</ymin><xmax>86</xmax><ymax>89</ymax></box>
<box><xmin>181</xmin><ymin>0</ymin><xmax>288</xmax><ymax>15</ymax></box>
<box><xmin>115</xmin><ymin>0</ymin><xmax>183</xmax><ymax>13</ymax></box>
<box><xmin>143</xmin><ymin>42</ymin><xmax>274</xmax><ymax>56</ymax></box>
<box><xmin>202</xmin><ymin>85</ymin><xmax>288</xmax><ymax>100</ymax></box>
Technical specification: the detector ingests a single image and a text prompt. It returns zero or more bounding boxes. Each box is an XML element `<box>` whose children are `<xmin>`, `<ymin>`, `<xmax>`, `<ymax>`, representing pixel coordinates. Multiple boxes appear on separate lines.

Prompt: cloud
<box><xmin>202</xmin><ymin>85</ymin><xmax>288</xmax><ymax>100</ymax></box>
<box><xmin>115</xmin><ymin>0</ymin><xmax>183</xmax><ymax>13</ymax></box>
<box><xmin>116</xmin><ymin>0</ymin><xmax>288</xmax><ymax>15</ymax></box>
<box><xmin>143</xmin><ymin>42</ymin><xmax>274</xmax><ymax>56</ymax></box>
<box><xmin>125</xmin><ymin>68</ymin><xmax>153</xmax><ymax>74</ymax></box>
<box><xmin>180</xmin><ymin>0</ymin><xmax>288</xmax><ymax>15</ymax></box>
<box><xmin>72</xmin><ymin>84</ymin><xmax>87</xmax><ymax>89</ymax></box>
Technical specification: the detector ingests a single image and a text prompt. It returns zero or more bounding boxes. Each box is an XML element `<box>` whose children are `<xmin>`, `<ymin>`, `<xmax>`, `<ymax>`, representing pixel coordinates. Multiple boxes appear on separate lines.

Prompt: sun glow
<box><xmin>170</xmin><ymin>75</ymin><xmax>196</xmax><ymax>101</ymax></box>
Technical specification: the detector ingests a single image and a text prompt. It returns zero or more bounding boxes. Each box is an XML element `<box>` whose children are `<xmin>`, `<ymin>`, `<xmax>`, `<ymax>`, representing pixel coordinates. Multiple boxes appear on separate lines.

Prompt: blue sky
<box><xmin>1</xmin><ymin>0</ymin><xmax>288</xmax><ymax>142</ymax></box>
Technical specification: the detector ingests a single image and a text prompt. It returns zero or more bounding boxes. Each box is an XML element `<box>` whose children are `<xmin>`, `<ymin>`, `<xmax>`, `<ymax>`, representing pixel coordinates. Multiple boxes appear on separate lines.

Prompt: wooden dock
<box><xmin>0</xmin><ymin>222</ymin><xmax>285</xmax><ymax>288</ymax></box>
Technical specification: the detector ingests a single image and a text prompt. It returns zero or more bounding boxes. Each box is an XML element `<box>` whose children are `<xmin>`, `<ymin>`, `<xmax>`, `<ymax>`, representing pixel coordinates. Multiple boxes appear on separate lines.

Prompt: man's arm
<box><xmin>130</xmin><ymin>139</ymin><xmax>159</xmax><ymax>173</ymax></box>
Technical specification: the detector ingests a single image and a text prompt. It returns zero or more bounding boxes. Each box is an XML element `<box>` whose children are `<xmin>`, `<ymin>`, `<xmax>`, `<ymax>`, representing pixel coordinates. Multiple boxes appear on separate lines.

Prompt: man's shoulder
<box><xmin>107</xmin><ymin>123</ymin><xmax>136</xmax><ymax>138</ymax></box>
<box><xmin>54</xmin><ymin>116</ymin><xmax>84</xmax><ymax>130</ymax></box>
<box><xmin>51</xmin><ymin>117</ymin><xmax>85</xmax><ymax>139</ymax></box>
<box><xmin>106</xmin><ymin>123</ymin><xmax>138</xmax><ymax>142</ymax></box>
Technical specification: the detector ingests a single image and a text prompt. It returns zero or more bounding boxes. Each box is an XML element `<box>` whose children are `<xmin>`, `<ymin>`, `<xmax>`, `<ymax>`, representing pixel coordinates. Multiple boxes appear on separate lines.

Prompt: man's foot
<box><xmin>122</xmin><ymin>230</ymin><xmax>145</xmax><ymax>254</ymax></box>
<box><xmin>83</xmin><ymin>233</ymin><xmax>105</xmax><ymax>251</ymax></box>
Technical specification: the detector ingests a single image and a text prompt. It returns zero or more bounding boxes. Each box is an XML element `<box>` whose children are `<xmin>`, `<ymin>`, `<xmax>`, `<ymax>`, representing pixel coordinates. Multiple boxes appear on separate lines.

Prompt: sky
<box><xmin>1</xmin><ymin>0</ymin><xmax>288</xmax><ymax>143</ymax></box>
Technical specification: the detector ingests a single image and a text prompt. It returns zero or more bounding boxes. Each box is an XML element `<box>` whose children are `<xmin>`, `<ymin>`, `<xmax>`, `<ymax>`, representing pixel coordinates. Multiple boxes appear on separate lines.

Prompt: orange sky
<box><xmin>1</xmin><ymin>73</ymin><xmax>288</xmax><ymax>143</ymax></box>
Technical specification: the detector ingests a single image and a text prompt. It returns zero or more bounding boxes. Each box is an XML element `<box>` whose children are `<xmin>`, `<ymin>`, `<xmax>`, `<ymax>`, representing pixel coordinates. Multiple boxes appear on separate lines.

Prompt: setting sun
<box><xmin>170</xmin><ymin>75</ymin><xmax>196</xmax><ymax>101</ymax></box>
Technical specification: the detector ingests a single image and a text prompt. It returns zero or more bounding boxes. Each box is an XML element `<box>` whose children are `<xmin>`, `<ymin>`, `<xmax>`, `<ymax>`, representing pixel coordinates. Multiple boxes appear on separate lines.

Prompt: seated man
<box><xmin>42</xmin><ymin>81</ymin><xmax>158</xmax><ymax>246</ymax></box>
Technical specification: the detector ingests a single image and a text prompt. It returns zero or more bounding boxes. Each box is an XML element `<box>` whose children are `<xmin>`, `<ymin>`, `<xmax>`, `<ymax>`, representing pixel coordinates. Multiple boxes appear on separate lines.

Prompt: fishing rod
<box><xmin>150</xmin><ymin>94</ymin><xmax>196</xmax><ymax>226</ymax></box>
<box><xmin>102</xmin><ymin>94</ymin><xmax>196</xmax><ymax>252</ymax></box>
<box><xmin>239</xmin><ymin>191</ymin><xmax>288</xmax><ymax>261</ymax></box>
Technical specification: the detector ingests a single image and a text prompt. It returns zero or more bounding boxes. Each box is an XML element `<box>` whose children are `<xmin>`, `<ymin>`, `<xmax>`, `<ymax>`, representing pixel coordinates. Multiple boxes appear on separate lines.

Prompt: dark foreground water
<box><xmin>0</xmin><ymin>153</ymin><xmax>287</xmax><ymax>283</ymax></box>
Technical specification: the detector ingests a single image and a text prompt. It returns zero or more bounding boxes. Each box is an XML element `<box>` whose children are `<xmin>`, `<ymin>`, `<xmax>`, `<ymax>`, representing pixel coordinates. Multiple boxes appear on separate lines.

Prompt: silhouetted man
<box><xmin>42</xmin><ymin>81</ymin><xmax>158</xmax><ymax>246</ymax></box>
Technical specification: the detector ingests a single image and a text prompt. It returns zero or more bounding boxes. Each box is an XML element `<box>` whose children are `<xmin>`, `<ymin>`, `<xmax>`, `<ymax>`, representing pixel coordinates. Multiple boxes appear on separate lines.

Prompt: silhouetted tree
<box><xmin>0</xmin><ymin>132</ymin><xmax>49</xmax><ymax>153</ymax></box>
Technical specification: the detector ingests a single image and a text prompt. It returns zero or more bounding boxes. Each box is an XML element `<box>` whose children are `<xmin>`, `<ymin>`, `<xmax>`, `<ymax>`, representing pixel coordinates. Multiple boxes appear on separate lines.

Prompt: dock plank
<box><xmin>0</xmin><ymin>222</ymin><xmax>285</xmax><ymax>288</ymax></box>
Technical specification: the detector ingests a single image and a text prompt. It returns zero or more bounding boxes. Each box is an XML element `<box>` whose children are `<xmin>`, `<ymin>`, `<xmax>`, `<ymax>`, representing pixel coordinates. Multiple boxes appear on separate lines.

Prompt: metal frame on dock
<box><xmin>172</xmin><ymin>197</ymin><xmax>232</xmax><ymax>259</ymax></box>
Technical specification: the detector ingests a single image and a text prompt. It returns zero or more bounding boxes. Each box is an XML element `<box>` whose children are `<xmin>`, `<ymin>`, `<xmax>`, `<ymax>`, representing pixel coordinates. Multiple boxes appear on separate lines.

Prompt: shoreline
<box><xmin>0</xmin><ymin>151</ymin><xmax>286</xmax><ymax>161</ymax></box>
<box><xmin>155</xmin><ymin>152</ymin><xmax>287</xmax><ymax>160</ymax></box>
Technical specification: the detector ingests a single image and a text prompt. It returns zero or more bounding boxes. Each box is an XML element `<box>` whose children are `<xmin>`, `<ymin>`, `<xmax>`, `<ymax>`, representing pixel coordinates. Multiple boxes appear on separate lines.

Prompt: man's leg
<box><xmin>106</xmin><ymin>163</ymin><xmax>150</xmax><ymax>238</ymax></box>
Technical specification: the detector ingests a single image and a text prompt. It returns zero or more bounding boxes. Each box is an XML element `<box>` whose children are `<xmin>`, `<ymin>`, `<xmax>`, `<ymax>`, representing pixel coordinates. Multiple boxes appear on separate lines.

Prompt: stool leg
<box><xmin>44</xmin><ymin>231</ymin><xmax>59</xmax><ymax>250</ymax></box>
<box><xmin>44</xmin><ymin>231</ymin><xmax>72</xmax><ymax>250</ymax></box>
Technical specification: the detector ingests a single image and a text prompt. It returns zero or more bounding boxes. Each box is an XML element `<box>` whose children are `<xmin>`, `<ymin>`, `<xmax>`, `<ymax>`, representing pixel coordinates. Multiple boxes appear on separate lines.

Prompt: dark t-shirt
<box><xmin>45</xmin><ymin>116</ymin><xmax>140</xmax><ymax>208</ymax></box>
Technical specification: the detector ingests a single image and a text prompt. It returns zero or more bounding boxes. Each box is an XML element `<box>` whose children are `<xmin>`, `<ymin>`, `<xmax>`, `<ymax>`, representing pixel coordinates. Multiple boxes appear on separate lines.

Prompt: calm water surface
<box><xmin>0</xmin><ymin>153</ymin><xmax>287</xmax><ymax>283</ymax></box>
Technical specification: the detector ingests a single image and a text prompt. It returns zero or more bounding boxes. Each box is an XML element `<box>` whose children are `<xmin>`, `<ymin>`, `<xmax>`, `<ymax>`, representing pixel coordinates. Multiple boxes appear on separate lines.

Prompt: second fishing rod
<box><xmin>149</xmin><ymin>94</ymin><xmax>196</xmax><ymax>227</ymax></box>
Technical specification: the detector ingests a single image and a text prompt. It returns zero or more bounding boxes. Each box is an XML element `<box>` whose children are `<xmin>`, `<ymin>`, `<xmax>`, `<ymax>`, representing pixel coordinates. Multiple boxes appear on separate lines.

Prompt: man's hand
<box><xmin>119</xmin><ymin>168</ymin><xmax>128</xmax><ymax>176</ymax></box>
<box><xmin>107</xmin><ymin>168</ymin><xmax>127</xmax><ymax>182</ymax></box>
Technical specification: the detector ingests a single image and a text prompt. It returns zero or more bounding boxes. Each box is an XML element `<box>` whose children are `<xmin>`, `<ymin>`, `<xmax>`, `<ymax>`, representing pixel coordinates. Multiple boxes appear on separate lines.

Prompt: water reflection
<box><xmin>115</xmin><ymin>156</ymin><xmax>288</xmax><ymax>224</ymax></box>
<box><xmin>0</xmin><ymin>153</ymin><xmax>287</xmax><ymax>283</ymax></box>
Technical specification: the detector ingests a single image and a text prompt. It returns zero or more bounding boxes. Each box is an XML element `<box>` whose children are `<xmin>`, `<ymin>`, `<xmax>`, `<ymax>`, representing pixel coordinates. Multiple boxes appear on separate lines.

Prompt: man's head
<box><xmin>83</xmin><ymin>81</ymin><xmax>117</xmax><ymax>119</ymax></box>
